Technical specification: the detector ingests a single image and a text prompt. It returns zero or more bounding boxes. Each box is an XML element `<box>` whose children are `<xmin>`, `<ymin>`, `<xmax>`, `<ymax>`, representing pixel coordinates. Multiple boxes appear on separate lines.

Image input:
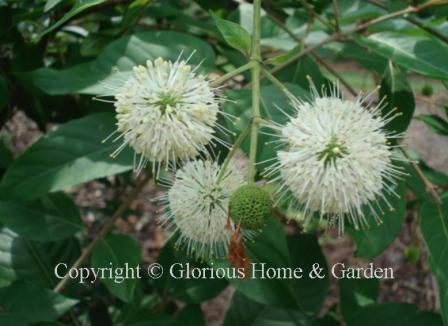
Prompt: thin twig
<box><xmin>265</xmin><ymin>12</ymin><xmax>357</xmax><ymax>96</ymax></box>
<box><xmin>367</xmin><ymin>0</ymin><xmax>448</xmax><ymax>44</ymax></box>
<box><xmin>332</xmin><ymin>0</ymin><xmax>340</xmax><ymax>31</ymax></box>
<box><xmin>54</xmin><ymin>172</ymin><xmax>152</xmax><ymax>293</ymax></box>
<box><xmin>210</xmin><ymin>61</ymin><xmax>254</xmax><ymax>88</ymax></box>
<box><xmin>267</xmin><ymin>3</ymin><xmax>440</xmax><ymax>76</ymax></box>
<box><xmin>400</xmin><ymin>148</ymin><xmax>442</xmax><ymax>205</ymax></box>
<box><xmin>299</xmin><ymin>0</ymin><xmax>334</xmax><ymax>31</ymax></box>
<box><xmin>310</xmin><ymin>53</ymin><xmax>358</xmax><ymax>96</ymax></box>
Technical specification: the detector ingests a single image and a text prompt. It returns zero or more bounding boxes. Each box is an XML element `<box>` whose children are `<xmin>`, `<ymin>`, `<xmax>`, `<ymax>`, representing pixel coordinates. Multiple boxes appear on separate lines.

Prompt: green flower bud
<box><xmin>229</xmin><ymin>185</ymin><xmax>272</xmax><ymax>230</ymax></box>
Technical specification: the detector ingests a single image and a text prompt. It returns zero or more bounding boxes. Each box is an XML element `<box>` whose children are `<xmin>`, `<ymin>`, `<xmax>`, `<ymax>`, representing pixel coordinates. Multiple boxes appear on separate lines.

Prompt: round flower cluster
<box><xmin>110</xmin><ymin>57</ymin><xmax>225</xmax><ymax>173</ymax></box>
<box><xmin>159</xmin><ymin>160</ymin><xmax>245</xmax><ymax>260</ymax></box>
<box><xmin>265</xmin><ymin>84</ymin><xmax>403</xmax><ymax>231</ymax></box>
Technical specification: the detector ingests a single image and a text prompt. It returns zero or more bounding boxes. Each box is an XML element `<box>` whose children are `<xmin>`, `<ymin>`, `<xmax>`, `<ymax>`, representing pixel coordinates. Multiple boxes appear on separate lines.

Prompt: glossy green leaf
<box><xmin>349</xmin><ymin>180</ymin><xmax>406</xmax><ymax>259</ymax></box>
<box><xmin>91</xmin><ymin>234</ymin><xmax>142</xmax><ymax>302</ymax></box>
<box><xmin>354</xmin><ymin>32</ymin><xmax>448</xmax><ymax>80</ymax></box>
<box><xmin>275</xmin><ymin>54</ymin><xmax>330</xmax><ymax>92</ymax></box>
<box><xmin>0</xmin><ymin>193</ymin><xmax>83</xmax><ymax>241</ymax></box>
<box><xmin>339</xmin><ymin>278</ymin><xmax>379</xmax><ymax>324</ymax></box>
<box><xmin>36</xmin><ymin>0</ymin><xmax>108</xmax><ymax>40</ymax></box>
<box><xmin>175</xmin><ymin>305</ymin><xmax>205</xmax><ymax>326</ymax></box>
<box><xmin>212</xmin><ymin>13</ymin><xmax>251</xmax><ymax>54</ymax></box>
<box><xmin>121</xmin><ymin>0</ymin><xmax>153</xmax><ymax>32</ymax></box>
<box><xmin>0</xmin><ymin>113</ymin><xmax>133</xmax><ymax>201</ymax></box>
<box><xmin>44</xmin><ymin>0</ymin><xmax>66</xmax><ymax>12</ymax></box>
<box><xmin>420</xmin><ymin>200</ymin><xmax>448</xmax><ymax>325</ymax></box>
<box><xmin>224</xmin><ymin>291</ymin><xmax>308</xmax><ymax>326</ymax></box>
<box><xmin>338</xmin><ymin>43</ymin><xmax>387</xmax><ymax>74</ymax></box>
<box><xmin>380</xmin><ymin>61</ymin><xmax>415</xmax><ymax>135</ymax></box>
<box><xmin>288</xmin><ymin>234</ymin><xmax>329</xmax><ymax>314</ymax></box>
<box><xmin>416</xmin><ymin>114</ymin><xmax>448</xmax><ymax>135</ymax></box>
<box><xmin>0</xmin><ymin>227</ymin><xmax>80</xmax><ymax>287</ymax></box>
<box><xmin>0</xmin><ymin>281</ymin><xmax>78</xmax><ymax>325</ymax></box>
<box><xmin>156</xmin><ymin>240</ymin><xmax>227</xmax><ymax>304</ymax></box>
<box><xmin>20</xmin><ymin>31</ymin><xmax>215</xmax><ymax>95</ymax></box>
<box><xmin>348</xmin><ymin>302</ymin><xmax>442</xmax><ymax>326</ymax></box>
<box><xmin>0</xmin><ymin>141</ymin><xmax>13</xmax><ymax>169</ymax></box>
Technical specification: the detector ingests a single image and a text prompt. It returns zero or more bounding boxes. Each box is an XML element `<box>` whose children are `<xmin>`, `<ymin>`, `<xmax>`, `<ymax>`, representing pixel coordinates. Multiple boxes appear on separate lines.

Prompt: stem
<box><xmin>400</xmin><ymin>148</ymin><xmax>441</xmax><ymax>206</ymax></box>
<box><xmin>332</xmin><ymin>0</ymin><xmax>340</xmax><ymax>31</ymax></box>
<box><xmin>216</xmin><ymin>121</ymin><xmax>252</xmax><ymax>183</ymax></box>
<box><xmin>54</xmin><ymin>173</ymin><xmax>152</xmax><ymax>293</ymax></box>
<box><xmin>247</xmin><ymin>0</ymin><xmax>262</xmax><ymax>184</ymax></box>
<box><xmin>310</xmin><ymin>53</ymin><xmax>357</xmax><ymax>96</ymax></box>
<box><xmin>209</xmin><ymin>61</ymin><xmax>255</xmax><ymax>88</ymax></box>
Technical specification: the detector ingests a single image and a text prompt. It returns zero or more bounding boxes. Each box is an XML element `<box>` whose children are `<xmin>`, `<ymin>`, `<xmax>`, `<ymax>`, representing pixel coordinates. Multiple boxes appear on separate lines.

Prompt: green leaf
<box><xmin>416</xmin><ymin>114</ymin><xmax>448</xmax><ymax>135</ymax></box>
<box><xmin>348</xmin><ymin>180</ymin><xmax>406</xmax><ymax>259</ymax></box>
<box><xmin>420</xmin><ymin>200</ymin><xmax>448</xmax><ymax>325</ymax></box>
<box><xmin>288</xmin><ymin>234</ymin><xmax>329</xmax><ymax>314</ymax></box>
<box><xmin>348</xmin><ymin>302</ymin><xmax>442</xmax><ymax>326</ymax></box>
<box><xmin>380</xmin><ymin>61</ymin><xmax>415</xmax><ymax>135</ymax></box>
<box><xmin>19</xmin><ymin>31</ymin><xmax>215</xmax><ymax>95</ymax></box>
<box><xmin>215</xmin><ymin>217</ymin><xmax>298</xmax><ymax>309</ymax></box>
<box><xmin>156</xmin><ymin>240</ymin><xmax>227</xmax><ymax>304</ymax></box>
<box><xmin>0</xmin><ymin>113</ymin><xmax>133</xmax><ymax>201</ymax></box>
<box><xmin>0</xmin><ymin>141</ymin><xmax>13</xmax><ymax>169</ymax></box>
<box><xmin>354</xmin><ymin>32</ymin><xmax>448</xmax><ymax>80</ymax></box>
<box><xmin>265</xmin><ymin>45</ymin><xmax>301</xmax><ymax>66</ymax></box>
<box><xmin>224</xmin><ymin>291</ymin><xmax>309</xmax><ymax>326</ymax></box>
<box><xmin>338</xmin><ymin>43</ymin><xmax>387</xmax><ymax>74</ymax></box>
<box><xmin>275</xmin><ymin>55</ymin><xmax>330</xmax><ymax>92</ymax></box>
<box><xmin>0</xmin><ymin>228</ymin><xmax>80</xmax><ymax>287</ymax></box>
<box><xmin>0</xmin><ymin>193</ymin><xmax>83</xmax><ymax>241</ymax></box>
<box><xmin>0</xmin><ymin>281</ymin><xmax>78</xmax><ymax>325</ymax></box>
<box><xmin>175</xmin><ymin>305</ymin><xmax>205</xmax><ymax>326</ymax></box>
<box><xmin>339</xmin><ymin>278</ymin><xmax>379</xmax><ymax>324</ymax></box>
<box><xmin>211</xmin><ymin>13</ymin><xmax>251</xmax><ymax>54</ymax></box>
<box><xmin>91</xmin><ymin>234</ymin><xmax>142</xmax><ymax>302</ymax></box>
<box><xmin>120</xmin><ymin>0</ymin><xmax>153</xmax><ymax>32</ymax></box>
<box><xmin>36</xmin><ymin>0</ymin><xmax>108</xmax><ymax>41</ymax></box>
<box><xmin>44</xmin><ymin>0</ymin><xmax>67</xmax><ymax>12</ymax></box>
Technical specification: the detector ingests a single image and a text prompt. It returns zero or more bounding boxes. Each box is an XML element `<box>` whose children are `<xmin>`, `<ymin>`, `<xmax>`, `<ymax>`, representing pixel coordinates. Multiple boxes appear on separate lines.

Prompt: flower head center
<box><xmin>317</xmin><ymin>134</ymin><xmax>348</xmax><ymax>167</ymax></box>
<box><xmin>200</xmin><ymin>186</ymin><xmax>225</xmax><ymax>210</ymax></box>
<box><xmin>154</xmin><ymin>91</ymin><xmax>183</xmax><ymax>114</ymax></box>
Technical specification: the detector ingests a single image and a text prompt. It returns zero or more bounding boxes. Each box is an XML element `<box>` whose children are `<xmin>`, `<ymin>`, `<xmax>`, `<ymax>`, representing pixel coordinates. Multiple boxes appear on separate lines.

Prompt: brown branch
<box><xmin>267</xmin><ymin>3</ymin><xmax>439</xmax><ymax>76</ymax></box>
<box><xmin>400</xmin><ymin>148</ymin><xmax>442</xmax><ymax>206</ymax></box>
<box><xmin>368</xmin><ymin>0</ymin><xmax>448</xmax><ymax>44</ymax></box>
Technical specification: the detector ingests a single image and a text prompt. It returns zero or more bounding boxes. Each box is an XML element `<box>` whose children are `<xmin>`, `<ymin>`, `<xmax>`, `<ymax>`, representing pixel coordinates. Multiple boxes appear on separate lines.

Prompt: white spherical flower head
<box><xmin>267</xmin><ymin>84</ymin><xmax>404</xmax><ymax>232</ymax></box>
<box><xmin>110</xmin><ymin>57</ymin><xmax>224</xmax><ymax>173</ymax></box>
<box><xmin>160</xmin><ymin>160</ymin><xmax>245</xmax><ymax>260</ymax></box>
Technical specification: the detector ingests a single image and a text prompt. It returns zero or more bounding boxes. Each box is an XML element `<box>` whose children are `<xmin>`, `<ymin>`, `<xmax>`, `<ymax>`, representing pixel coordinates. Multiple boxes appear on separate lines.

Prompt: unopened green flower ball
<box><xmin>229</xmin><ymin>185</ymin><xmax>272</xmax><ymax>230</ymax></box>
<box><xmin>421</xmin><ymin>84</ymin><xmax>433</xmax><ymax>97</ymax></box>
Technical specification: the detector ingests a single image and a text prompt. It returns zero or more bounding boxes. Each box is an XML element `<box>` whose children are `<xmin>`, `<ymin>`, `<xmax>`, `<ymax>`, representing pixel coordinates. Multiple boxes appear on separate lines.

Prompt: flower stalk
<box><xmin>247</xmin><ymin>0</ymin><xmax>262</xmax><ymax>184</ymax></box>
